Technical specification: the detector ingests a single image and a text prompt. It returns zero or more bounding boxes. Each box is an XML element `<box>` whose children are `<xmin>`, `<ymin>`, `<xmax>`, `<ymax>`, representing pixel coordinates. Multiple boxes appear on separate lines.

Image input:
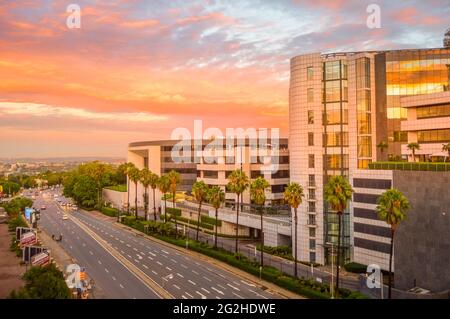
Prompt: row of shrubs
<box><xmin>200</xmin><ymin>215</ymin><xmax>222</xmax><ymax>227</ymax></box>
<box><xmin>120</xmin><ymin>216</ymin><xmax>368</xmax><ymax>299</ymax></box>
<box><xmin>256</xmin><ymin>244</ymin><xmax>293</xmax><ymax>260</ymax></box>
<box><xmin>162</xmin><ymin>213</ymin><xmax>214</xmax><ymax>230</ymax></box>
<box><xmin>165</xmin><ymin>207</ymin><xmax>181</xmax><ymax>216</ymax></box>
<box><xmin>101</xmin><ymin>206</ymin><xmax>120</xmax><ymax>217</ymax></box>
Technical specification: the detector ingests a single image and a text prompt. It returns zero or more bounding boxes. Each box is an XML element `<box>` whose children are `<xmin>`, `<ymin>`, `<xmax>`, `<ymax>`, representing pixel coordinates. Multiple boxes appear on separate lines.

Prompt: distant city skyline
<box><xmin>1</xmin><ymin>0</ymin><xmax>449</xmax><ymax>157</ymax></box>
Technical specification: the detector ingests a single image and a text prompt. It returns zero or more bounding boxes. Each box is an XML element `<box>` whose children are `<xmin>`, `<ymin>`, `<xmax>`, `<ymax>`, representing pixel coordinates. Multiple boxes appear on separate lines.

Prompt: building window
<box><xmin>308</xmin><ymin>174</ymin><xmax>315</xmax><ymax>187</ymax></box>
<box><xmin>307</xmin><ymin>66</ymin><xmax>314</xmax><ymax>80</ymax></box>
<box><xmin>418</xmin><ymin>129</ymin><xmax>450</xmax><ymax>143</ymax></box>
<box><xmin>307</xmin><ymin>88</ymin><xmax>314</xmax><ymax>103</ymax></box>
<box><xmin>323</xmin><ymin>132</ymin><xmax>349</xmax><ymax>147</ymax></box>
<box><xmin>416</xmin><ymin>103</ymin><xmax>450</xmax><ymax>119</ymax></box>
<box><xmin>308</xmin><ymin>201</ymin><xmax>316</xmax><ymax>212</ymax></box>
<box><xmin>310</xmin><ymin>252</ymin><xmax>316</xmax><ymax>263</ymax></box>
<box><xmin>203</xmin><ymin>170</ymin><xmax>218</xmax><ymax>179</ymax></box>
<box><xmin>271</xmin><ymin>170</ymin><xmax>289</xmax><ymax>179</ymax></box>
<box><xmin>309</xmin><ymin>228</ymin><xmax>316</xmax><ymax>238</ymax></box>
<box><xmin>324</xmin><ymin>154</ymin><xmax>349</xmax><ymax>169</ymax></box>
<box><xmin>323</xmin><ymin>108</ymin><xmax>348</xmax><ymax>125</ymax></box>
<box><xmin>393</xmin><ymin>131</ymin><xmax>408</xmax><ymax>142</ymax></box>
<box><xmin>308</xmin><ymin>215</ymin><xmax>316</xmax><ymax>225</ymax></box>
<box><xmin>271</xmin><ymin>184</ymin><xmax>287</xmax><ymax>193</ymax></box>
<box><xmin>308</xmin><ymin>132</ymin><xmax>314</xmax><ymax>146</ymax></box>
<box><xmin>358</xmin><ymin>159</ymin><xmax>372</xmax><ymax>169</ymax></box>
<box><xmin>308</xmin><ymin>154</ymin><xmax>315</xmax><ymax>168</ymax></box>
<box><xmin>308</xmin><ymin>189</ymin><xmax>315</xmax><ymax>200</ymax></box>
<box><xmin>357</xmin><ymin>136</ymin><xmax>372</xmax><ymax>157</ymax></box>
<box><xmin>309</xmin><ymin>239</ymin><xmax>316</xmax><ymax>250</ymax></box>
<box><xmin>308</xmin><ymin>110</ymin><xmax>314</xmax><ymax>124</ymax></box>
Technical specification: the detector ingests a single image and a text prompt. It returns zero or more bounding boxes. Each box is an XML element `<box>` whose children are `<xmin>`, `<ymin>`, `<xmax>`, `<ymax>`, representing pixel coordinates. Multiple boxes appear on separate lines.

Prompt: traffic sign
<box><xmin>31</xmin><ymin>252</ymin><xmax>50</xmax><ymax>266</ymax></box>
<box><xmin>20</xmin><ymin>231</ymin><xmax>37</xmax><ymax>248</ymax></box>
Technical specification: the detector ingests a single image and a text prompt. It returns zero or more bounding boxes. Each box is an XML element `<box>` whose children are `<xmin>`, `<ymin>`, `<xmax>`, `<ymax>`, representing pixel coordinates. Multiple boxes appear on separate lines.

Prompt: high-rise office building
<box><xmin>289</xmin><ymin>47</ymin><xmax>450</xmax><ymax>265</ymax></box>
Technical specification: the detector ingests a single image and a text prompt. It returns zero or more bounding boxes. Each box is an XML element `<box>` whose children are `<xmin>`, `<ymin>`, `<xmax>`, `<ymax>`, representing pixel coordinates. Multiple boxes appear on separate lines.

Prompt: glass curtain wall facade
<box><xmin>385</xmin><ymin>49</ymin><xmax>450</xmax><ymax>158</ymax></box>
<box><xmin>322</xmin><ymin>59</ymin><xmax>351</xmax><ymax>265</ymax></box>
<box><xmin>356</xmin><ymin>57</ymin><xmax>372</xmax><ymax>169</ymax></box>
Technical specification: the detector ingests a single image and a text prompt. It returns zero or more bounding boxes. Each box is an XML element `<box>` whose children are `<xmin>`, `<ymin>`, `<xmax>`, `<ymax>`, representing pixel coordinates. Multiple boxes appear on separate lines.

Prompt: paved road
<box><xmin>36</xmin><ymin>195</ymin><xmax>160</xmax><ymax>299</ymax></box>
<box><xmin>36</xmin><ymin>190</ymin><xmax>280</xmax><ymax>299</ymax></box>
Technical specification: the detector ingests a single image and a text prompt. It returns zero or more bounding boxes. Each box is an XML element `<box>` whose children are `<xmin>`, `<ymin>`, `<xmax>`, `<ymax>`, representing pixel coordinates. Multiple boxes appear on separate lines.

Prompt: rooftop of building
<box><xmin>129</xmin><ymin>137</ymin><xmax>289</xmax><ymax>148</ymax></box>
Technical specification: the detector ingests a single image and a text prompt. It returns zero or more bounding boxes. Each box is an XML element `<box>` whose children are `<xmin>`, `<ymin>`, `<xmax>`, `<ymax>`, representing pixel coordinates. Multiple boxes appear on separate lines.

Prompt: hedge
<box><xmin>172</xmin><ymin>215</ymin><xmax>214</xmax><ymax>230</ymax></box>
<box><xmin>201</xmin><ymin>215</ymin><xmax>222</xmax><ymax>227</ymax></box>
<box><xmin>165</xmin><ymin>207</ymin><xmax>181</xmax><ymax>216</ymax></box>
<box><xmin>120</xmin><ymin>216</ymin><xmax>368</xmax><ymax>299</ymax></box>
<box><xmin>101</xmin><ymin>207</ymin><xmax>119</xmax><ymax>217</ymax></box>
<box><xmin>368</xmin><ymin>161</ymin><xmax>450</xmax><ymax>171</ymax></box>
<box><xmin>344</xmin><ymin>262</ymin><xmax>368</xmax><ymax>274</ymax></box>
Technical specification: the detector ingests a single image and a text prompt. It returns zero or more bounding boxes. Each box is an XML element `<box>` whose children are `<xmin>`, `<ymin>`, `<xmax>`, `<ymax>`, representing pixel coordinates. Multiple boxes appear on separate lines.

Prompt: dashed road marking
<box><xmin>188</xmin><ymin>280</ymin><xmax>196</xmax><ymax>286</ymax></box>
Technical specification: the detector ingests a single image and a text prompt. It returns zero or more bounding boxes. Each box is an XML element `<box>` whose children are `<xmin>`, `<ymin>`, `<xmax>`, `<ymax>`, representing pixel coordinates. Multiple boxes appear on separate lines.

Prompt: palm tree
<box><xmin>207</xmin><ymin>186</ymin><xmax>225</xmax><ymax>249</ymax></box>
<box><xmin>407</xmin><ymin>142</ymin><xmax>420</xmax><ymax>162</ymax></box>
<box><xmin>324</xmin><ymin>175</ymin><xmax>354</xmax><ymax>296</ymax></box>
<box><xmin>167</xmin><ymin>170</ymin><xmax>181</xmax><ymax>238</ymax></box>
<box><xmin>376</xmin><ymin>141</ymin><xmax>388</xmax><ymax>154</ymax></box>
<box><xmin>227</xmin><ymin>169</ymin><xmax>249</xmax><ymax>254</ymax></box>
<box><xmin>139</xmin><ymin>168</ymin><xmax>152</xmax><ymax>221</ymax></box>
<box><xmin>283</xmin><ymin>182</ymin><xmax>304</xmax><ymax>278</ymax></box>
<box><xmin>122</xmin><ymin>162</ymin><xmax>136</xmax><ymax>214</ymax></box>
<box><xmin>157</xmin><ymin>175</ymin><xmax>170</xmax><ymax>223</ymax></box>
<box><xmin>128</xmin><ymin>166</ymin><xmax>141</xmax><ymax>219</ymax></box>
<box><xmin>442</xmin><ymin>143</ymin><xmax>450</xmax><ymax>162</ymax></box>
<box><xmin>192</xmin><ymin>181</ymin><xmax>209</xmax><ymax>241</ymax></box>
<box><xmin>149</xmin><ymin>172</ymin><xmax>159</xmax><ymax>221</ymax></box>
<box><xmin>250</xmin><ymin>176</ymin><xmax>270</xmax><ymax>266</ymax></box>
<box><xmin>376</xmin><ymin>189</ymin><xmax>409</xmax><ymax>299</ymax></box>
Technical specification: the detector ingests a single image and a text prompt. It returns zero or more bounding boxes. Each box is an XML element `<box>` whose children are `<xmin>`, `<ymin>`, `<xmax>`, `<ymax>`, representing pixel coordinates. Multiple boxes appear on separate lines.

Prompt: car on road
<box><xmin>41</xmin><ymin>206</ymin><xmax>46</xmax><ymax>210</ymax></box>
<box><xmin>62</xmin><ymin>214</ymin><xmax>68</xmax><ymax>220</ymax></box>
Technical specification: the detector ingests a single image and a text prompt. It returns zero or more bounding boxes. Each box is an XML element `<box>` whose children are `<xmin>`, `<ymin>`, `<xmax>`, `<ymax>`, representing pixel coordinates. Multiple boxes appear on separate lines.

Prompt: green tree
<box><xmin>192</xmin><ymin>181</ymin><xmax>209</xmax><ymax>241</ymax></box>
<box><xmin>227</xmin><ymin>169</ymin><xmax>249</xmax><ymax>254</ymax></box>
<box><xmin>376</xmin><ymin>141</ymin><xmax>388</xmax><ymax>154</ymax></box>
<box><xmin>376</xmin><ymin>189</ymin><xmax>409</xmax><ymax>299</ymax></box>
<box><xmin>128</xmin><ymin>166</ymin><xmax>141</xmax><ymax>219</ymax></box>
<box><xmin>324</xmin><ymin>175</ymin><xmax>354</xmax><ymax>296</ymax></box>
<box><xmin>72</xmin><ymin>175</ymin><xmax>97</xmax><ymax>208</ymax></box>
<box><xmin>407</xmin><ymin>142</ymin><xmax>420</xmax><ymax>162</ymax></box>
<box><xmin>167</xmin><ymin>170</ymin><xmax>181</xmax><ymax>238</ymax></box>
<box><xmin>442</xmin><ymin>143</ymin><xmax>450</xmax><ymax>162</ymax></box>
<box><xmin>139</xmin><ymin>168</ymin><xmax>152</xmax><ymax>221</ymax></box>
<box><xmin>207</xmin><ymin>186</ymin><xmax>225</xmax><ymax>249</ymax></box>
<box><xmin>149</xmin><ymin>172</ymin><xmax>160</xmax><ymax>221</ymax></box>
<box><xmin>250</xmin><ymin>176</ymin><xmax>270</xmax><ymax>266</ymax></box>
<box><xmin>158</xmin><ymin>175</ymin><xmax>170</xmax><ymax>223</ymax></box>
<box><xmin>0</xmin><ymin>181</ymin><xmax>20</xmax><ymax>196</ymax></box>
<box><xmin>283</xmin><ymin>182</ymin><xmax>304</xmax><ymax>278</ymax></box>
<box><xmin>9</xmin><ymin>263</ymin><xmax>71</xmax><ymax>299</ymax></box>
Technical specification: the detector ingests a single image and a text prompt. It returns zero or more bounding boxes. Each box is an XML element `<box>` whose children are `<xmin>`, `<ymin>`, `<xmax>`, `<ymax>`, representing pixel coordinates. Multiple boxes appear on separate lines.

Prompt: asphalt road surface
<box><xmin>35</xmin><ymin>189</ymin><xmax>280</xmax><ymax>299</ymax></box>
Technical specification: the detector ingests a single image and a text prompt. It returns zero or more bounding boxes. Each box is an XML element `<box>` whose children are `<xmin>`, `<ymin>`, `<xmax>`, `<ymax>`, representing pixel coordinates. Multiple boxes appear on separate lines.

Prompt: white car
<box><xmin>62</xmin><ymin>214</ymin><xmax>68</xmax><ymax>220</ymax></box>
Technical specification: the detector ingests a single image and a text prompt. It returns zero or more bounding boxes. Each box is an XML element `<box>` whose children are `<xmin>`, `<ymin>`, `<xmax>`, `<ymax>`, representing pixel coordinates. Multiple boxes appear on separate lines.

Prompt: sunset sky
<box><xmin>0</xmin><ymin>0</ymin><xmax>448</xmax><ymax>158</ymax></box>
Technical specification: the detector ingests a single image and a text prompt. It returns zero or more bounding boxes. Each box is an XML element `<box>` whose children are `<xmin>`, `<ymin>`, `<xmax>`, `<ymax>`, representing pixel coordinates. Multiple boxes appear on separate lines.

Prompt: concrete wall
<box><xmin>102</xmin><ymin>189</ymin><xmax>127</xmax><ymax>210</ymax></box>
<box><xmin>393</xmin><ymin>171</ymin><xmax>450</xmax><ymax>293</ymax></box>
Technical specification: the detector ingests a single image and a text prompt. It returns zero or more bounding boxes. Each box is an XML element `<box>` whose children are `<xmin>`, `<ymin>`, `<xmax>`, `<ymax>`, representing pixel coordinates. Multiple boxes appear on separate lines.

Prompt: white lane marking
<box><xmin>165</xmin><ymin>266</ymin><xmax>172</xmax><ymax>271</ymax></box>
<box><xmin>112</xmin><ymin>276</ymin><xmax>116</xmax><ymax>281</ymax></box>
<box><xmin>196</xmin><ymin>291</ymin><xmax>206</xmax><ymax>299</ymax></box>
<box><xmin>176</xmin><ymin>273</ymin><xmax>184</xmax><ymax>278</ymax></box>
<box><xmin>127</xmin><ymin>254</ymin><xmax>132</xmax><ymax>258</ymax></box>
<box><xmin>142</xmin><ymin>264</ymin><xmax>148</xmax><ymax>269</ymax></box>
<box><xmin>156</xmin><ymin>261</ymin><xmax>163</xmax><ymax>266</ymax></box>
<box><xmin>180</xmin><ymin>264</ymin><xmax>188</xmax><ymax>269</ymax></box>
<box><xmin>170</xmin><ymin>259</ymin><xmax>177</xmax><ymax>263</ymax></box>
<box><xmin>241</xmin><ymin>280</ymin><xmax>256</xmax><ymax>287</ymax></box>
<box><xmin>147</xmin><ymin>256</ymin><xmax>153</xmax><ymax>261</ymax></box>
<box><xmin>105</xmin><ymin>268</ymin><xmax>109</xmax><ymax>273</ymax></box>
<box><xmin>115</xmin><ymin>237</ymin><xmax>119</xmax><ymax>240</ymax></box>
<box><xmin>161</xmin><ymin>249</ymin><xmax>169</xmax><ymax>254</ymax></box>
<box><xmin>188</xmin><ymin>280</ymin><xmax>196</xmax><ymax>286</ymax></box>
<box><xmin>181</xmin><ymin>295</ymin><xmax>187</xmax><ymax>299</ymax></box>
<box><xmin>148</xmin><ymin>251</ymin><xmax>156</xmax><ymax>257</ymax></box>
<box><xmin>120</xmin><ymin>240</ymin><xmax>124</xmax><ymax>244</ymax></box>
<box><xmin>173</xmin><ymin>284</ymin><xmax>181</xmax><ymax>290</ymax></box>
<box><xmin>201</xmin><ymin>288</ymin><xmax>210</xmax><ymax>294</ymax></box>
<box><xmin>192</xmin><ymin>270</ymin><xmax>199</xmax><ymax>275</ymax></box>
<box><xmin>134</xmin><ymin>259</ymin><xmax>140</xmax><ymax>263</ymax></box>
<box><xmin>211</xmin><ymin>287</ymin><xmax>224</xmax><ymax>295</ymax></box>
<box><xmin>126</xmin><ymin>244</ymin><xmax>131</xmax><ymax>247</ymax></box>
<box><xmin>250</xmin><ymin>290</ymin><xmax>268</xmax><ymax>299</ymax></box>
<box><xmin>89</xmin><ymin>251</ymin><xmax>93</xmax><ymax>256</ymax></box>
<box><xmin>98</xmin><ymin>260</ymin><xmax>102</xmax><ymax>265</ymax></box>
<box><xmin>120</xmin><ymin>250</ymin><xmax>125</xmax><ymax>254</ymax></box>
<box><xmin>133</xmin><ymin>248</ymin><xmax>138</xmax><ymax>252</ymax></box>
<box><xmin>136</xmin><ymin>254</ymin><xmax>143</xmax><ymax>260</ymax></box>
<box><xmin>217</xmin><ymin>284</ymin><xmax>227</xmax><ymax>290</ymax></box>
<box><xmin>185</xmin><ymin>292</ymin><xmax>194</xmax><ymax>298</ymax></box>
<box><xmin>119</xmin><ymin>284</ymin><xmax>124</xmax><ymax>289</ymax></box>
<box><xmin>203</xmin><ymin>276</ymin><xmax>211</xmax><ymax>282</ymax></box>
<box><xmin>151</xmin><ymin>270</ymin><xmax>158</xmax><ymax>275</ymax></box>
<box><xmin>232</xmin><ymin>292</ymin><xmax>244</xmax><ymax>299</ymax></box>
<box><xmin>227</xmin><ymin>283</ymin><xmax>240</xmax><ymax>291</ymax></box>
